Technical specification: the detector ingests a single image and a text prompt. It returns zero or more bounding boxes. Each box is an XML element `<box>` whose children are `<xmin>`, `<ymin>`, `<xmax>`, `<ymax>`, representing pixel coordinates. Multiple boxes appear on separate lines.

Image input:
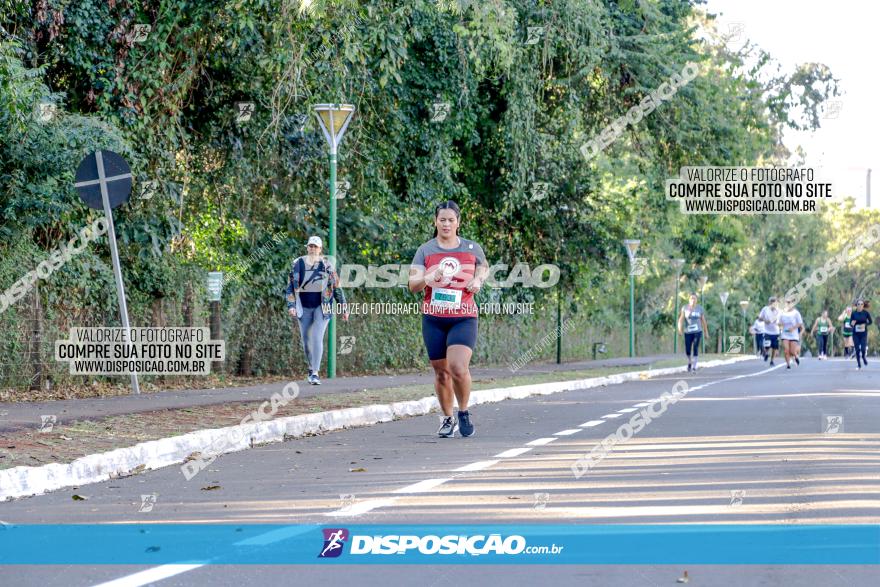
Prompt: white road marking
<box><xmin>602</xmin><ymin>413</ymin><xmax>622</xmax><ymax>419</ymax></box>
<box><xmin>618</xmin><ymin>408</ymin><xmax>638</xmax><ymax>413</ymax></box>
<box><xmin>554</xmin><ymin>429</ymin><xmax>581</xmax><ymax>436</ymax></box>
<box><xmin>579</xmin><ymin>420</ymin><xmax>605</xmax><ymax>427</ymax></box>
<box><xmin>527</xmin><ymin>437</ymin><xmax>558</xmax><ymax>446</ymax></box>
<box><xmin>395</xmin><ymin>478</ymin><xmax>451</xmax><ymax>493</ymax></box>
<box><xmin>494</xmin><ymin>447</ymin><xmax>534</xmax><ymax>458</ymax></box>
<box><xmin>325</xmin><ymin>498</ymin><xmax>397</xmax><ymax>517</ymax></box>
<box><xmin>91</xmin><ymin>565</ymin><xmax>206</xmax><ymax>587</ymax></box>
<box><xmin>454</xmin><ymin>460</ymin><xmax>500</xmax><ymax>472</ymax></box>
<box><xmin>634</xmin><ymin>402</ymin><xmax>651</xmax><ymax>407</ymax></box>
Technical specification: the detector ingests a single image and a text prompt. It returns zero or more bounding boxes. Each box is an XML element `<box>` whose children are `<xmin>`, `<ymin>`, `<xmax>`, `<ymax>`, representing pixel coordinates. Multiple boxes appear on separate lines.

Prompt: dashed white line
<box><xmin>602</xmin><ymin>413</ymin><xmax>622</xmax><ymax>419</ymax></box>
<box><xmin>526</xmin><ymin>437</ymin><xmax>558</xmax><ymax>446</ymax></box>
<box><xmin>454</xmin><ymin>460</ymin><xmax>500</xmax><ymax>472</ymax></box>
<box><xmin>634</xmin><ymin>402</ymin><xmax>651</xmax><ymax>407</ymax></box>
<box><xmin>554</xmin><ymin>429</ymin><xmax>581</xmax><ymax>436</ymax></box>
<box><xmin>90</xmin><ymin>564</ymin><xmax>207</xmax><ymax>587</ymax></box>
<box><xmin>325</xmin><ymin>498</ymin><xmax>397</xmax><ymax>517</ymax></box>
<box><xmin>618</xmin><ymin>408</ymin><xmax>638</xmax><ymax>413</ymax></box>
<box><xmin>494</xmin><ymin>447</ymin><xmax>534</xmax><ymax>458</ymax></box>
<box><xmin>394</xmin><ymin>478</ymin><xmax>451</xmax><ymax>494</ymax></box>
<box><xmin>579</xmin><ymin>420</ymin><xmax>605</xmax><ymax>427</ymax></box>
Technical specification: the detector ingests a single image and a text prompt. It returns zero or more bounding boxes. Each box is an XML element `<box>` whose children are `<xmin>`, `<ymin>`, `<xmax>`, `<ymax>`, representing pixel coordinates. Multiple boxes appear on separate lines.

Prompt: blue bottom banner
<box><xmin>0</xmin><ymin>524</ymin><xmax>878</xmax><ymax>565</ymax></box>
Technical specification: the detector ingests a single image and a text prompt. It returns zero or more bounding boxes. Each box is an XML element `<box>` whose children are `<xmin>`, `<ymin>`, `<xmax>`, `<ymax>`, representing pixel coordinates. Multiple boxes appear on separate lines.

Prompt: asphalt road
<box><xmin>1</xmin><ymin>357</ymin><xmax>879</xmax><ymax>586</ymax></box>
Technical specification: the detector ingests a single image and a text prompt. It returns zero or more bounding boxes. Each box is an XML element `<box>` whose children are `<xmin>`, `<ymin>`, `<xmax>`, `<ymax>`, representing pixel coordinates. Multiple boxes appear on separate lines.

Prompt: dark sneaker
<box><xmin>458</xmin><ymin>410</ymin><xmax>475</xmax><ymax>437</ymax></box>
<box><xmin>687</xmin><ymin>363</ymin><xmax>692</xmax><ymax>372</ymax></box>
<box><xmin>437</xmin><ymin>416</ymin><xmax>457</xmax><ymax>438</ymax></box>
<box><xmin>763</xmin><ymin>354</ymin><xmax>768</xmax><ymax>362</ymax></box>
<box><xmin>770</xmin><ymin>360</ymin><xmax>775</xmax><ymax>366</ymax></box>
<box><xmin>794</xmin><ymin>357</ymin><xmax>800</xmax><ymax>365</ymax></box>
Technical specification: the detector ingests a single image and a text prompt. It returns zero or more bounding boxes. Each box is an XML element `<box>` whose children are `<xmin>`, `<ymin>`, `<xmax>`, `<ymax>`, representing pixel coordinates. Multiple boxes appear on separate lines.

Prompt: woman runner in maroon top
<box><xmin>409</xmin><ymin>201</ymin><xmax>488</xmax><ymax>438</ymax></box>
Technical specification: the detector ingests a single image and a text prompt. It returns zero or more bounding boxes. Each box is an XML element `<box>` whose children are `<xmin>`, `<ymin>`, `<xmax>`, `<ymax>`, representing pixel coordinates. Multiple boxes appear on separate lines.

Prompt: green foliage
<box><xmin>0</xmin><ymin>1</ymin><xmax>859</xmax><ymax>389</ymax></box>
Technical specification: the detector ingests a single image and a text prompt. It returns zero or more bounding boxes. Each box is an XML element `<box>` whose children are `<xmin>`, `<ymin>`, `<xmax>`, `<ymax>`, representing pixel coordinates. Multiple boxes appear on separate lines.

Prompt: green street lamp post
<box><xmin>314</xmin><ymin>103</ymin><xmax>356</xmax><ymax>379</ymax></box>
<box><xmin>623</xmin><ymin>239</ymin><xmax>641</xmax><ymax>357</ymax></box>
<box><xmin>698</xmin><ymin>275</ymin><xmax>708</xmax><ymax>354</ymax></box>
<box><xmin>719</xmin><ymin>291</ymin><xmax>729</xmax><ymax>352</ymax></box>
<box><xmin>739</xmin><ymin>299</ymin><xmax>750</xmax><ymax>352</ymax></box>
<box><xmin>671</xmin><ymin>258</ymin><xmax>685</xmax><ymax>353</ymax></box>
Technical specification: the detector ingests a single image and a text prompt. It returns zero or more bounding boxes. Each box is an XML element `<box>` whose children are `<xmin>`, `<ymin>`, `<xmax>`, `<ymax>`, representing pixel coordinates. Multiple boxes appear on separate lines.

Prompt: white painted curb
<box><xmin>0</xmin><ymin>356</ymin><xmax>754</xmax><ymax>501</ymax></box>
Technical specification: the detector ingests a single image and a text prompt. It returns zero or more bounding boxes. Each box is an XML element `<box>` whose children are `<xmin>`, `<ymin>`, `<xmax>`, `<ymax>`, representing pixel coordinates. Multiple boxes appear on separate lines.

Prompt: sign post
<box><xmin>207</xmin><ymin>272</ymin><xmax>224</xmax><ymax>374</ymax></box>
<box><xmin>74</xmin><ymin>150</ymin><xmax>139</xmax><ymax>394</ymax></box>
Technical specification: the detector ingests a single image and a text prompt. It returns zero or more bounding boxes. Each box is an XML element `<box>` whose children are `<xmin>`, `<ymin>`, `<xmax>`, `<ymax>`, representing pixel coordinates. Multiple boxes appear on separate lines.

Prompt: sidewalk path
<box><xmin>0</xmin><ymin>355</ymin><xmax>680</xmax><ymax>433</ymax></box>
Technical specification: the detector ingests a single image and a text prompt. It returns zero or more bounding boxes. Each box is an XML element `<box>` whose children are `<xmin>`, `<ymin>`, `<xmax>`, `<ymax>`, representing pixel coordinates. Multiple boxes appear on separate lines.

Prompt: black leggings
<box><xmin>816</xmin><ymin>334</ymin><xmax>828</xmax><ymax>356</ymax></box>
<box><xmin>853</xmin><ymin>331</ymin><xmax>868</xmax><ymax>366</ymax></box>
<box><xmin>684</xmin><ymin>332</ymin><xmax>701</xmax><ymax>358</ymax></box>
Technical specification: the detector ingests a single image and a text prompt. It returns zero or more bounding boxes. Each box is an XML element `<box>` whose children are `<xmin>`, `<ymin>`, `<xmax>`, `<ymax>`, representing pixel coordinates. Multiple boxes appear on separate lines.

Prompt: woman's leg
<box><xmin>430</xmin><ymin>358</ymin><xmax>455</xmax><ymax>416</ymax></box>
<box><xmin>445</xmin><ymin>345</ymin><xmax>473</xmax><ymax>411</ymax></box>
<box><xmin>297</xmin><ymin>309</ymin><xmax>315</xmax><ymax>374</ymax></box>
<box><xmin>304</xmin><ymin>307</ymin><xmax>328</xmax><ymax>374</ymax></box>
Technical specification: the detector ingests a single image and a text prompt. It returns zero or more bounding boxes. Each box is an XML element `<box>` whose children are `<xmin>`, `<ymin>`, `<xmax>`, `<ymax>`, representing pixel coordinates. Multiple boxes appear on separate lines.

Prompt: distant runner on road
<box><xmin>677</xmin><ymin>293</ymin><xmax>708</xmax><ymax>372</ymax></box>
<box><xmin>810</xmin><ymin>310</ymin><xmax>834</xmax><ymax>360</ymax></box>
<box><xmin>758</xmin><ymin>296</ymin><xmax>782</xmax><ymax>366</ymax></box>
<box><xmin>849</xmin><ymin>300</ymin><xmax>873</xmax><ymax>370</ymax></box>
<box><xmin>838</xmin><ymin>306</ymin><xmax>854</xmax><ymax>359</ymax></box>
<box><xmin>749</xmin><ymin>316</ymin><xmax>766</xmax><ymax>360</ymax></box>
<box><xmin>409</xmin><ymin>200</ymin><xmax>488</xmax><ymax>438</ymax></box>
<box><xmin>779</xmin><ymin>299</ymin><xmax>804</xmax><ymax>369</ymax></box>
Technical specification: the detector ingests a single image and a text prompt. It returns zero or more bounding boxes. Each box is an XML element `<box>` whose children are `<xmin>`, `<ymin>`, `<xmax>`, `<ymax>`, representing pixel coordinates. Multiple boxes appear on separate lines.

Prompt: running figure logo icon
<box><xmin>318</xmin><ymin>528</ymin><xmax>349</xmax><ymax>558</ymax></box>
<box><xmin>339</xmin><ymin>336</ymin><xmax>356</xmax><ymax>355</ymax></box>
<box><xmin>727</xmin><ymin>336</ymin><xmax>744</xmax><ymax>354</ymax></box>
<box><xmin>823</xmin><ymin>415</ymin><xmax>843</xmax><ymax>434</ymax></box>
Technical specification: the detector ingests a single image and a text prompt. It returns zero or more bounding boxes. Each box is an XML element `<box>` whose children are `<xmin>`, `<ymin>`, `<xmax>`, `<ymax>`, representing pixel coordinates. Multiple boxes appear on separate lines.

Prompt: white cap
<box><xmin>306</xmin><ymin>236</ymin><xmax>322</xmax><ymax>248</ymax></box>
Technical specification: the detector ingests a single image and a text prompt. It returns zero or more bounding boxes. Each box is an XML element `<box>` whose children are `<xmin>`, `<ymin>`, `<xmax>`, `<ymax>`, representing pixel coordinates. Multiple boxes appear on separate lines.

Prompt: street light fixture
<box><xmin>719</xmin><ymin>291</ymin><xmax>729</xmax><ymax>352</ymax></box>
<box><xmin>670</xmin><ymin>258</ymin><xmax>685</xmax><ymax>353</ymax></box>
<box><xmin>623</xmin><ymin>239</ymin><xmax>640</xmax><ymax>357</ymax></box>
<box><xmin>313</xmin><ymin>103</ymin><xmax>356</xmax><ymax>379</ymax></box>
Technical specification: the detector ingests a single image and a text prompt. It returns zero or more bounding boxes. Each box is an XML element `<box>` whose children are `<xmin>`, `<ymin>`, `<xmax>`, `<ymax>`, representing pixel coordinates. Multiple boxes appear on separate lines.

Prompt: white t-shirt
<box><xmin>751</xmin><ymin>319</ymin><xmax>765</xmax><ymax>335</ymax></box>
<box><xmin>759</xmin><ymin>305</ymin><xmax>781</xmax><ymax>335</ymax></box>
<box><xmin>779</xmin><ymin>309</ymin><xmax>803</xmax><ymax>341</ymax></box>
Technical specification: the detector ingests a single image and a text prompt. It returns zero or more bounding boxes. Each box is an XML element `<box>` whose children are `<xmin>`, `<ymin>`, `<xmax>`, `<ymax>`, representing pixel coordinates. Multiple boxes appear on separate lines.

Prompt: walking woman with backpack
<box><xmin>286</xmin><ymin>236</ymin><xmax>348</xmax><ymax>385</ymax></box>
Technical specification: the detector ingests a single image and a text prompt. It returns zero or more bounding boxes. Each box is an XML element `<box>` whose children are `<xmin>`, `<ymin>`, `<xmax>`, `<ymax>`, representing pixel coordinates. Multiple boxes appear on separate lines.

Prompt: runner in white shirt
<box><xmin>778</xmin><ymin>298</ymin><xmax>805</xmax><ymax>369</ymax></box>
<box><xmin>757</xmin><ymin>296</ymin><xmax>782</xmax><ymax>366</ymax></box>
<box><xmin>749</xmin><ymin>318</ymin><xmax>766</xmax><ymax>360</ymax></box>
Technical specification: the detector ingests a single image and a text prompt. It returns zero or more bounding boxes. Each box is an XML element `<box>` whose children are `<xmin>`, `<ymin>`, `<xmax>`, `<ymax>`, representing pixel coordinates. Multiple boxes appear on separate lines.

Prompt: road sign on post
<box><xmin>206</xmin><ymin>272</ymin><xmax>224</xmax><ymax>374</ymax></box>
<box><xmin>74</xmin><ymin>150</ymin><xmax>139</xmax><ymax>395</ymax></box>
<box><xmin>207</xmin><ymin>272</ymin><xmax>223</xmax><ymax>302</ymax></box>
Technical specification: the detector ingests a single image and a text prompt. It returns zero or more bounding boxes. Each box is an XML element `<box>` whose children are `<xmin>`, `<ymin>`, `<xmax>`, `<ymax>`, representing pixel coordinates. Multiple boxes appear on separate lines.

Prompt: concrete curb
<box><xmin>0</xmin><ymin>355</ymin><xmax>754</xmax><ymax>501</ymax></box>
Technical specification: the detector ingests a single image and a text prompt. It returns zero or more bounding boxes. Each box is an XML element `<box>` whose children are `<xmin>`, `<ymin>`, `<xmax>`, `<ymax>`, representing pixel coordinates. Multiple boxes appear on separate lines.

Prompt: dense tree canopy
<box><xmin>2</xmin><ymin>0</ymin><xmax>865</xmax><ymax>387</ymax></box>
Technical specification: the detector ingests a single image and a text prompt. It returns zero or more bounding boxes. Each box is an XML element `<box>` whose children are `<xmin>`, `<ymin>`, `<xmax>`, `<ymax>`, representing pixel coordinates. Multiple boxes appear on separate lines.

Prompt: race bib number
<box><xmin>763</xmin><ymin>338</ymin><xmax>772</xmax><ymax>348</ymax></box>
<box><xmin>431</xmin><ymin>287</ymin><xmax>462</xmax><ymax>309</ymax></box>
<box><xmin>855</xmin><ymin>324</ymin><xmax>866</xmax><ymax>333</ymax></box>
<box><xmin>819</xmin><ymin>326</ymin><xmax>828</xmax><ymax>334</ymax></box>
<box><xmin>686</xmin><ymin>323</ymin><xmax>700</xmax><ymax>333</ymax></box>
